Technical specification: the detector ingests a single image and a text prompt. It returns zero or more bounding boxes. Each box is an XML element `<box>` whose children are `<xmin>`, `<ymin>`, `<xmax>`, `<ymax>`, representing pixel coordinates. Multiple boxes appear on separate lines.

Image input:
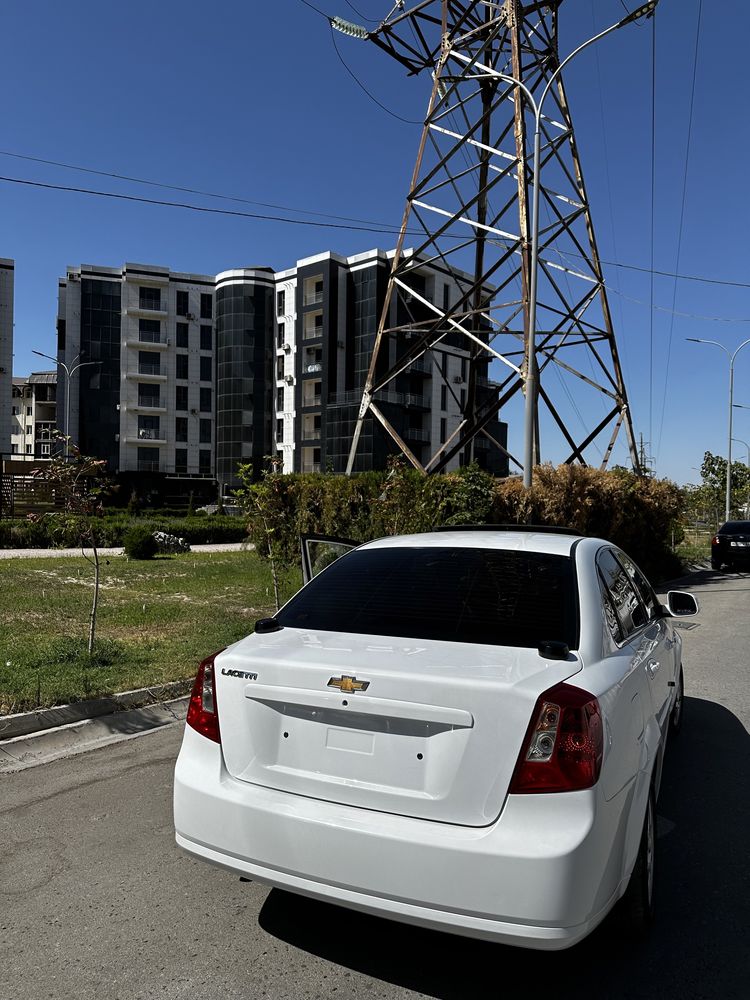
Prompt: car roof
<box><xmin>360</xmin><ymin>529</ymin><xmax>585</xmax><ymax>557</ymax></box>
<box><xmin>719</xmin><ymin>520</ymin><xmax>750</xmax><ymax>531</ymax></box>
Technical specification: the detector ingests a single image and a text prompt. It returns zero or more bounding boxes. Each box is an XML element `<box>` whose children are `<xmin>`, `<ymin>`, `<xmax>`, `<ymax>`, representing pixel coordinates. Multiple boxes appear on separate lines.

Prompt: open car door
<box><xmin>301</xmin><ymin>534</ymin><xmax>359</xmax><ymax>585</ymax></box>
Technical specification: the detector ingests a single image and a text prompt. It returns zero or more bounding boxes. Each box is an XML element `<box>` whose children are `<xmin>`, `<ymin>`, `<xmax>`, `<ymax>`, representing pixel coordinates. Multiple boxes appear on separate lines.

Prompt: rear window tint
<box><xmin>719</xmin><ymin>521</ymin><xmax>750</xmax><ymax>535</ymax></box>
<box><xmin>276</xmin><ymin>546</ymin><xmax>579</xmax><ymax>649</ymax></box>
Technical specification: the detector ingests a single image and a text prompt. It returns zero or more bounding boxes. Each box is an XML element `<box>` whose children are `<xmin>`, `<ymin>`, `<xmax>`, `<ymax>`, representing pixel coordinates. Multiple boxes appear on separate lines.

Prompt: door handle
<box><xmin>647</xmin><ymin>659</ymin><xmax>660</xmax><ymax>676</ymax></box>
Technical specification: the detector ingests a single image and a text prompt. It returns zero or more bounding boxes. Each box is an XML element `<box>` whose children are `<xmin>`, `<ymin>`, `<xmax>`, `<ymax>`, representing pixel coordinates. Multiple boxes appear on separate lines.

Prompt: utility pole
<box><xmin>341</xmin><ymin>0</ymin><xmax>645</xmax><ymax>479</ymax></box>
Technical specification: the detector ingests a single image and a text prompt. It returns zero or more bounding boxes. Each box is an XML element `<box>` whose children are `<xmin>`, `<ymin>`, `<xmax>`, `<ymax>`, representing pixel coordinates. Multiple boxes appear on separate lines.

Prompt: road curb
<box><xmin>0</xmin><ymin>679</ymin><xmax>192</xmax><ymax>740</ymax></box>
<box><xmin>0</xmin><ymin>696</ymin><xmax>189</xmax><ymax>772</ymax></box>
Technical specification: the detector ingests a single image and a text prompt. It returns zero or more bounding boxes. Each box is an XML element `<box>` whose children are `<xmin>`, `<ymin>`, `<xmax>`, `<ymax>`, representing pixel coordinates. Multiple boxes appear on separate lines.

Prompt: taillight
<box><xmin>510</xmin><ymin>682</ymin><xmax>603</xmax><ymax>793</ymax></box>
<box><xmin>711</xmin><ymin>535</ymin><xmax>720</xmax><ymax>545</ymax></box>
<box><xmin>186</xmin><ymin>652</ymin><xmax>222</xmax><ymax>744</ymax></box>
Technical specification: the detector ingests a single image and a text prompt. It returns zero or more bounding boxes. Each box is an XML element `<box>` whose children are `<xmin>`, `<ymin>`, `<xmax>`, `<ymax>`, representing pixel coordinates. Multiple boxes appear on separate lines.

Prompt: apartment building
<box><xmin>0</xmin><ymin>258</ymin><xmax>13</xmax><ymax>456</ymax></box>
<box><xmin>56</xmin><ymin>249</ymin><xmax>508</xmax><ymax>496</ymax></box>
<box><xmin>10</xmin><ymin>372</ymin><xmax>57</xmax><ymax>459</ymax></box>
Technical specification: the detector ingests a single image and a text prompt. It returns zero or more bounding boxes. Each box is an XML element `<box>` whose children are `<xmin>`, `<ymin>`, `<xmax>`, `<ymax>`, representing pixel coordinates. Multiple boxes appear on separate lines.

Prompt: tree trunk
<box><xmin>88</xmin><ymin>526</ymin><xmax>100</xmax><ymax>655</ymax></box>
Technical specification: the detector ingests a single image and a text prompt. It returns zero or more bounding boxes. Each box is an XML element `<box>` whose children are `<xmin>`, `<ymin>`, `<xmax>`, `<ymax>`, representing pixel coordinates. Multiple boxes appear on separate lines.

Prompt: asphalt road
<box><xmin>2</xmin><ymin>567</ymin><xmax>749</xmax><ymax>1000</ymax></box>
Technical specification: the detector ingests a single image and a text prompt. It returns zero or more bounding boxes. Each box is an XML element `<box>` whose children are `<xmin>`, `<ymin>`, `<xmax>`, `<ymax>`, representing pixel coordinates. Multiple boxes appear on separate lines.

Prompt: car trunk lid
<box><xmin>215</xmin><ymin>628</ymin><xmax>582</xmax><ymax>827</ymax></box>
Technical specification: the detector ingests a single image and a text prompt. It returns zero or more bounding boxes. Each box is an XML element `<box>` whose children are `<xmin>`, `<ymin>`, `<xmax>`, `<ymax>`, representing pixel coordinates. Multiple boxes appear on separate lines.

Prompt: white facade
<box><xmin>273</xmin><ymin>269</ymin><xmax>298</xmax><ymax>474</ymax></box>
<box><xmin>10</xmin><ymin>373</ymin><xmax>57</xmax><ymax>459</ymax></box>
<box><xmin>0</xmin><ymin>259</ymin><xmax>13</xmax><ymax>456</ymax></box>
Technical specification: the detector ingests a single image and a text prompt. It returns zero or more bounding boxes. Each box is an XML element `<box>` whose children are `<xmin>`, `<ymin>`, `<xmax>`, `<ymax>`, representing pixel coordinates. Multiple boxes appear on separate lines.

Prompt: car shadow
<box><xmin>258</xmin><ymin>697</ymin><xmax>749</xmax><ymax>999</ymax></box>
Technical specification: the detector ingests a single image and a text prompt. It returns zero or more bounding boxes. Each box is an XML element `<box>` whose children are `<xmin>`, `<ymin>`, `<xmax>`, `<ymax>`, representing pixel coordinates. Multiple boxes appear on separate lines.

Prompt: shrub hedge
<box><xmin>123</xmin><ymin>525</ymin><xmax>158</xmax><ymax>560</ymax></box>
<box><xmin>238</xmin><ymin>463</ymin><xmax>684</xmax><ymax>583</ymax></box>
<box><xmin>0</xmin><ymin>514</ymin><xmax>248</xmax><ymax>550</ymax></box>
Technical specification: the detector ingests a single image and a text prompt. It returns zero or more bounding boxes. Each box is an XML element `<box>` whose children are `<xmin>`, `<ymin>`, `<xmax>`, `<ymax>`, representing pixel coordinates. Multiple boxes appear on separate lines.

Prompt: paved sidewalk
<box><xmin>0</xmin><ymin>541</ymin><xmax>251</xmax><ymax>559</ymax></box>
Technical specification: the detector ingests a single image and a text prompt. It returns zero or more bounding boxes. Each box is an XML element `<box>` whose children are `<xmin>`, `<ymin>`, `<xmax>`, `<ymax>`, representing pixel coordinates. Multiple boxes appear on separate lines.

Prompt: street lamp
<box><xmin>453</xmin><ymin>0</ymin><xmax>659</xmax><ymax>487</ymax></box>
<box><xmin>32</xmin><ymin>349</ymin><xmax>100</xmax><ymax>460</ymax></box>
<box><xmin>686</xmin><ymin>338</ymin><xmax>750</xmax><ymax>522</ymax></box>
<box><xmin>732</xmin><ymin>437</ymin><xmax>750</xmax><ymax>468</ymax></box>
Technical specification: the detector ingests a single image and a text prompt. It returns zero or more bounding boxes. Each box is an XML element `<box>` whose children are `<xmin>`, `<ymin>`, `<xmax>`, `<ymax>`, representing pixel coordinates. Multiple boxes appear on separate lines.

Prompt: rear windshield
<box><xmin>719</xmin><ymin>521</ymin><xmax>750</xmax><ymax>535</ymax></box>
<box><xmin>277</xmin><ymin>546</ymin><xmax>579</xmax><ymax>649</ymax></box>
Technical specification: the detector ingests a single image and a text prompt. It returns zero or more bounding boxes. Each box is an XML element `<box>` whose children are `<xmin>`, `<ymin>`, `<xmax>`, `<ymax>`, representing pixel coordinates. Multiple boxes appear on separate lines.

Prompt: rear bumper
<box><xmin>174</xmin><ymin>727</ymin><xmax>631</xmax><ymax>951</ymax></box>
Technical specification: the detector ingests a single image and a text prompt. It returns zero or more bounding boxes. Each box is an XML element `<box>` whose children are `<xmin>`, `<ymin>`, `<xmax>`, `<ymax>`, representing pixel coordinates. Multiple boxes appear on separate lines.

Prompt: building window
<box><xmin>276</xmin><ymin>387</ymin><xmax>284</xmax><ymax>413</ymax></box>
<box><xmin>200</xmin><ymin>293</ymin><xmax>212</xmax><ymax>320</ymax></box>
<box><xmin>138</xmin><ymin>350</ymin><xmax>160</xmax><ymax>376</ymax></box>
<box><xmin>440</xmin><ymin>418</ymin><xmax>447</xmax><ymax>444</ymax></box>
<box><xmin>277</xmin><ymin>325</ymin><xmax>284</xmax><ymax>349</ymax></box>
<box><xmin>139</xmin><ymin>286</ymin><xmax>161</xmax><ymax>311</ymax></box>
<box><xmin>276</xmin><ymin>418</ymin><xmax>284</xmax><ymax>443</ymax></box>
<box><xmin>277</xmin><ymin>356</ymin><xmax>285</xmax><ymax>380</ymax></box>
<box><xmin>139</xmin><ymin>318</ymin><xmax>161</xmax><ymax>344</ymax></box>
<box><xmin>440</xmin><ymin>385</ymin><xmax>446</xmax><ymax>411</ymax></box>
<box><xmin>200</xmin><ymin>325</ymin><xmax>212</xmax><ymax>351</ymax></box>
<box><xmin>41</xmin><ymin>443</ymin><xmax>51</xmax><ymax>456</ymax></box>
<box><xmin>199</xmin><ymin>356</ymin><xmax>212</xmax><ymax>382</ymax></box>
<box><xmin>26</xmin><ymin>406</ymin><xmax>32</xmax><ymax>416</ymax></box>
<box><xmin>25</xmin><ymin>444</ymin><xmax>32</xmax><ymax>454</ymax></box>
<box><xmin>443</xmin><ymin>284</ymin><xmax>450</xmax><ymax>313</ymax></box>
<box><xmin>199</xmin><ymin>449</ymin><xmax>211</xmax><ymax>473</ymax></box>
<box><xmin>175</xmin><ymin>448</ymin><xmax>187</xmax><ymax>474</ymax></box>
<box><xmin>276</xmin><ymin>290</ymin><xmax>285</xmax><ymax>316</ymax></box>
<box><xmin>461</xmin><ymin>357</ymin><xmax>467</xmax><ymax>382</ymax></box>
<box><xmin>176</xmin><ymin>385</ymin><xmax>188</xmax><ymax>411</ymax></box>
<box><xmin>199</xmin><ymin>418</ymin><xmax>212</xmax><ymax>444</ymax></box>
<box><xmin>175</xmin><ymin>417</ymin><xmax>188</xmax><ymax>442</ymax></box>
<box><xmin>176</xmin><ymin>290</ymin><xmax>189</xmax><ymax>316</ymax></box>
<box><xmin>176</xmin><ymin>354</ymin><xmax>189</xmax><ymax>380</ymax></box>
<box><xmin>176</xmin><ymin>323</ymin><xmax>189</xmax><ymax>349</ymax></box>
<box><xmin>11</xmin><ymin>406</ymin><xmax>18</xmax><ymax>415</ymax></box>
<box><xmin>137</xmin><ymin>446</ymin><xmax>159</xmax><ymax>472</ymax></box>
<box><xmin>200</xmin><ymin>387</ymin><xmax>212</xmax><ymax>412</ymax></box>
<box><xmin>26</xmin><ymin>425</ymin><xmax>32</xmax><ymax>435</ymax></box>
<box><xmin>138</xmin><ymin>383</ymin><xmax>160</xmax><ymax>407</ymax></box>
<box><xmin>460</xmin><ymin>388</ymin><xmax>466</xmax><ymax>410</ymax></box>
<box><xmin>11</xmin><ymin>444</ymin><xmax>18</xmax><ymax>454</ymax></box>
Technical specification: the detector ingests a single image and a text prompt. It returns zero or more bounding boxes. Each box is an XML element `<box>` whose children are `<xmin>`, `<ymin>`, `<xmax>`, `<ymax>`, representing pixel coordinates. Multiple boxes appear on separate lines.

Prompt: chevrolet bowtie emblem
<box><xmin>327</xmin><ymin>674</ymin><xmax>370</xmax><ymax>693</ymax></box>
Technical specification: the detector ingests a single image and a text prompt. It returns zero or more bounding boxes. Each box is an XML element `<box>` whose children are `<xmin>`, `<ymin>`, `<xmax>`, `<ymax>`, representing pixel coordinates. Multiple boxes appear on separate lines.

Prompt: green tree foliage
<box><xmin>237</xmin><ymin>461</ymin><xmax>684</xmax><ymax>584</ymax></box>
<box><xmin>699</xmin><ymin>451</ymin><xmax>750</xmax><ymax>520</ymax></box>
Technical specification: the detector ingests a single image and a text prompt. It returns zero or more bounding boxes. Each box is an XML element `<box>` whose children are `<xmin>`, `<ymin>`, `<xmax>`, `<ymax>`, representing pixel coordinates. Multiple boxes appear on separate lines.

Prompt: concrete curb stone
<box><xmin>0</xmin><ymin>679</ymin><xmax>193</xmax><ymax>740</ymax></box>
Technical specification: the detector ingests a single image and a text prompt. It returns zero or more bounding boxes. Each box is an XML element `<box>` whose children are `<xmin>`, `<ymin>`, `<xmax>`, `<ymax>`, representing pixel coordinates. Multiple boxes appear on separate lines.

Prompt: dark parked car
<box><xmin>711</xmin><ymin>520</ymin><xmax>750</xmax><ymax>570</ymax></box>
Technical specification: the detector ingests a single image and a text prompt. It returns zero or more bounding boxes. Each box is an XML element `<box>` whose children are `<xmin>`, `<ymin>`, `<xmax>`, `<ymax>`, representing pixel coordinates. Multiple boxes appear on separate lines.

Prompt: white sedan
<box><xmin>173</xmin><ymin>527</ymin><xmax>697</xmax><ymax>950</ymax></box>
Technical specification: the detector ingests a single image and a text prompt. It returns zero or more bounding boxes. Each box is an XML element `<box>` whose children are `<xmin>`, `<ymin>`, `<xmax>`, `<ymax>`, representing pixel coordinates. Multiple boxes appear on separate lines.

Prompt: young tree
<box><xmin>700</xmin><ymin>451</ymin><xmax>750</xmax><ymax>522</ymax></box>
<box><xmin>32</xmin><ymin>434</ymin><xmax>112</xmax><ymax>654</ymax></box>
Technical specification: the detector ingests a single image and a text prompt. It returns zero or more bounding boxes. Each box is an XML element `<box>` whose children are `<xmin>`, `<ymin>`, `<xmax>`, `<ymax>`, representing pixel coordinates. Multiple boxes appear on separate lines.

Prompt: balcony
<box><xmin>126</xmin><ymin>365</ymin><xmax>167</xmax><ymax>383</ymax></box>
<box><xmin>127</xmin><ymin>333</ymin><xmax>169</xmax><ymax>350</ymax></box>
<box><xmin>302</xmin><ymin>428</ymin><xmax>321</xmax><ymax>441</ymax></box>
<box><xmin>303</xmin><ymin>291</ymin><xmax>323</xmax><ymax>306</ymax></box>
<box><xmin>136</xmin><ymin>395</ymin><xmax>165</xmax><ymax>411</ymax></box>
<box><xmin>303</xmin><ymin>325</ymin><xmax>323</xmax><ymax>341</ymax></box>
<box><xmin>302</xmin><ymin>396</ymin><xmax>322</xmax><ymax>409</ymax></box>
<box><xmin>137</xmin><ymin>461</ymin><xmax>161</xmax><ymax>473</ymax></box>
<box><xmin>404</xmin><ymin>427</ymin><xmax>430</xmax><ymax>443</ymax></box>
<box><xmin>135</xmin><ymin>429</ymin><xmax>165</xmax><ymax>443</ymax></box>
<box><xmin>124</xmin><ymin>302</ymin><xmax>168</xmax><ymax>319</ymax></box>
<box><xmin>301</xmin><ymin>463</ymin><xmax>321</xmax><ymax>473</ymax></box>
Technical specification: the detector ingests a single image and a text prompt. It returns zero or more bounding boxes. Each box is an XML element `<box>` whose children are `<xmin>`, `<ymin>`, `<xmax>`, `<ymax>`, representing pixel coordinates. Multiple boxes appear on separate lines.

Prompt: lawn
<box><xmin>0</xmin><ymin>551</ymin><xmax>302</xmax><ymax>715</ymax></box>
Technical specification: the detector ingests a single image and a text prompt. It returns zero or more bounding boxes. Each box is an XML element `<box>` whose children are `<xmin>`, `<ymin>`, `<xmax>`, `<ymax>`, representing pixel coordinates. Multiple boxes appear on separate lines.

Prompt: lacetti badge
<box><xmin>221</xmin><ymin>668</ymin><xmax>258</xmax><ymax>680</ymax></box>
<box><xmin>327</xmin><ymin>675</ymin><xmax>370</xmax><ymax>693</ymax></box>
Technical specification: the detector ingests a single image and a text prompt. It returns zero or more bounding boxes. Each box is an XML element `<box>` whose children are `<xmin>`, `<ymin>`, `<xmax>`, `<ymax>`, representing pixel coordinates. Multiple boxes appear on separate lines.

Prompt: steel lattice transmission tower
<box><xmin>345</xmin><ymin>0</ymin><xmax>641</xmax><ymax>476</ymax></box>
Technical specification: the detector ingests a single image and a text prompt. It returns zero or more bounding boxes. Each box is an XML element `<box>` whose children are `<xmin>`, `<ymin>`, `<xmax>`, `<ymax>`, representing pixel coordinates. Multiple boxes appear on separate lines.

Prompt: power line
<box><xmin>341</xmin><ymin>0</ymin><xmax>379</xmax><ymax>22</ymax></box>
<box><xmin>0</xmin><ymin>174</ymin><xmax>402</xmax><ymax>235</ymax></box>
<box><xmin>648</xmin><ymin>13</ymin><xmax>656</xmax><ymax>463</ymax></box>
<box><xmin>329</xmin><ymin>22</ymin><xmax>421</xmax><ymax>124</ymax></box>
<box><xmin>3</xmin><ymin>171</ymin><xmax>750</xmax><ymax>291</ymax></box>
<box><xmin>0</xmin><ymin>149</ymin><xmax>391</xmax><ymax>228</ymax></box>
<box><xmin>656</xmin><ymin>0</ymin><xmax>703</xmax><ymax>459</ymax></box>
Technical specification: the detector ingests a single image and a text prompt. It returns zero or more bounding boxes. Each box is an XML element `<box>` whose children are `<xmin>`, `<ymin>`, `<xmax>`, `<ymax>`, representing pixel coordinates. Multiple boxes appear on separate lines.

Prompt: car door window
<box><xmin>616</xmin><ymin>550</ymin><xmax>659</xmax><ymax>621</ymax></box>
<box><xmin>597</xmin><ymin>548</ymin><xmax>648</xmax><ymax>641</ymax></box>
<box><xmin>301</xmin><ymin>535</ymin><xmax>358</xmax><ymax>583</ymax></box>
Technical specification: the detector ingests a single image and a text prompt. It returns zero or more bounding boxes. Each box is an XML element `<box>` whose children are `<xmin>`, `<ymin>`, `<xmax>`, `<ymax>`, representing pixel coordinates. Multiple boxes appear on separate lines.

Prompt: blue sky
<box><xmin>2</xmin><ymin>0</ymin><xmax>749</xmax><ymax>484</ymax></box>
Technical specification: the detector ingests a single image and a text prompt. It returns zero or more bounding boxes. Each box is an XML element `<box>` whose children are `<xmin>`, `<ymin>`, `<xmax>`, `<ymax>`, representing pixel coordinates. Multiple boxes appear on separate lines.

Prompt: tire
<box><xmin>670</xmin><ymin>667</ymin><xmax>684</xmax><ymax>736</ymax></box>
<box><xmin>619</xmin><ymin>789</ymin><xmax>656</xmax><ymax>934</ymax></box>
<box><xmin>711</xmin><ymin>558</ymin><xmax>721</xmax><ymax>571</ymax></box>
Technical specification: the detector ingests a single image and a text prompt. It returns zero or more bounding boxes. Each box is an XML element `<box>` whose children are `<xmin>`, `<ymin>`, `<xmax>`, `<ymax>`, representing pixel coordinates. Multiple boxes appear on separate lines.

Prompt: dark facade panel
<box><xmin>79</xmin><ymin>278</ymin><xmax>121</xmax><ymax>471</ymax></box>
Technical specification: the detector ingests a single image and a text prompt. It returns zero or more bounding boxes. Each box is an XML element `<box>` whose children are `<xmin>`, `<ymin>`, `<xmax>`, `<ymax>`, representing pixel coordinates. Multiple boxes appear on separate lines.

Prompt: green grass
<box><xmin>676</xmin><ymin>529</ymin><xmax>712</xmax><ymax>565</ymax></box>
<box><xmin>0</xmin><ymin>551</ymin><xmax>302</xmax><ymax>715</ymax></box>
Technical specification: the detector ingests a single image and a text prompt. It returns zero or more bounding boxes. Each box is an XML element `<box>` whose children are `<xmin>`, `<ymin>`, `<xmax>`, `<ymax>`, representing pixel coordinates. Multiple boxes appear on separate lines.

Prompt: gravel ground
<box><xmin>0</xmin><ymin>541</ymin><xmax>251</xmax><ymax>559</ymax></box>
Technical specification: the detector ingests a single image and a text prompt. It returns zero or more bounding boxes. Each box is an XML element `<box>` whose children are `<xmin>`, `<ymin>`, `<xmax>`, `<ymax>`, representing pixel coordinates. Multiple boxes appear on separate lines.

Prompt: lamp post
<box><xmin>686</xmin><ymin>338</ymin><xmax>750</xmax><ymax>522</ymax></box>
<box><xmin>32</xmin><ymin>349</ymin><xmax>100</xmax><ymax>460</ymax></box>
<box><xmin>452</xmin><ymin>1</ymin><xmax>659</xmax><ymax>487</ymax></box>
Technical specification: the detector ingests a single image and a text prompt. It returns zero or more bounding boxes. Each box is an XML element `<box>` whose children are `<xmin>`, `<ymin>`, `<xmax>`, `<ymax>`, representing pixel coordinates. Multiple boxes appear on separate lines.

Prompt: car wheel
<box><xmin>670</xmin><ymin>667</ymin><xmax>684</xmax><ymax>736</ymax></box>
<box><xmin>619</xmin><ymin>789</ymin><xmax>656</xmax><ymax>934</ymax></box>
<box><xmin>711</xmin><ymin>558</ymin><xmax>721</xmax><ymax>571</ymax></box>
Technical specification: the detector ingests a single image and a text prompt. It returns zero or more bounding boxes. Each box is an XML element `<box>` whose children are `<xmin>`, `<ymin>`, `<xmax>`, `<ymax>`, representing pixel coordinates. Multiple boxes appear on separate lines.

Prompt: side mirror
<box><xmin>666</xmin><ymin>591</ymin><xmax>699</xmax><ymax>617</ymax></box>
